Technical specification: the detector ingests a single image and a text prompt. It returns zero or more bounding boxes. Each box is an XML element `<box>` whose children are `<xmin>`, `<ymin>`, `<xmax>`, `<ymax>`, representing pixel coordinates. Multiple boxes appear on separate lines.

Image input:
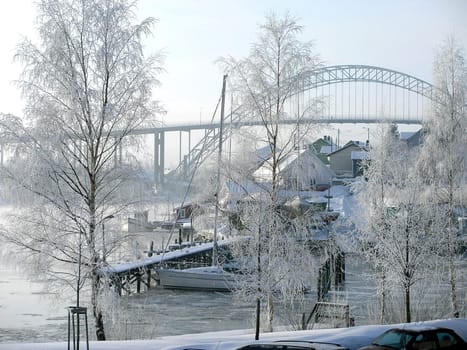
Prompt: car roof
<box><xmin>383</xmin><ymin>325</ymin><xmax>454</xmax><ymax>333</ymax></box>
<box><xmin>276</xmin><ymin>341</ymin><xmax>346</xmax><ymax>349</ymax></box>
<box><xmin>238</xmin><ymin>340</ymin><xmax>347</xmax><ymax>349</ymax></box>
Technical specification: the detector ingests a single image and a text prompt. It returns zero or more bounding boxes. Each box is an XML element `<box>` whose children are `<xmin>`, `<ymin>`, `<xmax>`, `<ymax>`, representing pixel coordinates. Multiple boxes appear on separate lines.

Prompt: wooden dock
<box><xmin>100</xmin><ymin>237</ymin><xmax>345</xmax><ymax>298</ymax></box>
<box><xmin>100</xmin><ymin>239</ymin><xmax>233</xmax><ymax>295</ymax></box>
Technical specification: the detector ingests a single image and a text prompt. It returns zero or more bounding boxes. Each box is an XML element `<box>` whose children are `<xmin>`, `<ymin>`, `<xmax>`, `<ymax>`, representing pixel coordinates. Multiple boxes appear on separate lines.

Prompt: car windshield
<box><xmin>373</xmin><ymin>330</ymin><xmax>414</xmax><ymax>348</ymax></box>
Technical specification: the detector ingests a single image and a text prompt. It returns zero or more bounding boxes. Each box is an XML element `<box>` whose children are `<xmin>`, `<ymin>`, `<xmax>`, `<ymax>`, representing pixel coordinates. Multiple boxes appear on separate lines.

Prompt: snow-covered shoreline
<box><xmin>1</xmin><ymin>318</ymin><xmax>466</xmax><ymax>350</ymax></box>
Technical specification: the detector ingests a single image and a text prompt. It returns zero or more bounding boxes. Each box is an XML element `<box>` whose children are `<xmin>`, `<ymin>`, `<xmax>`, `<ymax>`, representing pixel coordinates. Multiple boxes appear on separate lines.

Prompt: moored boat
<box><xmin>157</xmin><ymin>266</ymin><xmax>237</xmax><ymax>291</ymax></box>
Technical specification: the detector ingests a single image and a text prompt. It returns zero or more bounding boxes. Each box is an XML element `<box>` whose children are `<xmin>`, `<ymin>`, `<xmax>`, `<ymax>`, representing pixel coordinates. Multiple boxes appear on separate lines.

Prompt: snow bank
<box><xmin>1</xmin><ymin>318</ymin><xmax>465</xmax><ymax>350</ymax></box>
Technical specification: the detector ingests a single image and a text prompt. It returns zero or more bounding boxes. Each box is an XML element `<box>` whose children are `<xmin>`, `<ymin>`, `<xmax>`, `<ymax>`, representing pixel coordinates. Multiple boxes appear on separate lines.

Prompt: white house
<box><xmin>253</xmin><ymin>149</ymin><xmax>335</xmax><ymax>191</ymax></box>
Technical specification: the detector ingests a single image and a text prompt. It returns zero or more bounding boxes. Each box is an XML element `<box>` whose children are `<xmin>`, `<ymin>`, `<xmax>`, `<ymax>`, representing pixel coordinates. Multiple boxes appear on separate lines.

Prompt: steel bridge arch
<box><xmin>298</xmin><ymin>65</ymin><xmax>433</xmax><ymax>99</ymax></box>
<box><xmin>163</xmin><ymin>65</ymin><xmax>434</xmax><ymax>184</ymax></box>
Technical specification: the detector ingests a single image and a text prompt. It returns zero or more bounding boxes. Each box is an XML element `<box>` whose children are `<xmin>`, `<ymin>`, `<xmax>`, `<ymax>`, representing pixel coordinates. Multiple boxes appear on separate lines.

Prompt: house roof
<box><xmin>351</xmin><ymin>151</ymin><xmax>370</xmax><ymax>160</ymax></box>
<box><xmin>404</xmin><ymin>128</ymin><xmax>424</xmax><ymax>148</ymax></box>
<box><xmin>320</xmin><ymin>145</ymin><xmax>338</xmax><ymax>154</ymax></box>
<box><xmin>253</xmin><ymin>148</ymin><xmax>335</xmax><ymax>180</ymax></box>
<box><xmin>399</xmin><ymin>131</ymin><xmax>416</xmax><ymax>140</ymax></box>
<box><xmin>255</xmin><ymin>144</ymin><xmax>275</xmax><ymax>163</ymax></box>
<box><xmin>224</xmin><ymin>180</ymin><xmax>269</xmax><ymax>195</ymax></box>
<box><xmin>310</xmin><ymin>138</ymin><xmax>330</xmax><ymax>151</ymax></box>
<box><xmin>328</xmin><ymin>140</ymin><xmax>367</xmax><ymax>156</ymax></box>
<box><xmin>309</xmin><ymin>137</ymin><xmax>339</xmax><ymax>165</ymax></box>
<box><xmin>310</xmin><ymin>137</ymin><xmax>338</xmax><ymax>154</ymax></box>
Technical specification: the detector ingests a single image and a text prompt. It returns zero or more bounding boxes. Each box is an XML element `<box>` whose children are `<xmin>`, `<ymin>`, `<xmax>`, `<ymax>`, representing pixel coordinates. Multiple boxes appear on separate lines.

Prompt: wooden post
<box><xmin>117</xmin><ymin>277</ymin><xmax>122</xmax><ymax>296</ymax></box>
<box><xmin>136</xmin><ymin>272</ymin><xmax>141</xmax><ymax>293</ymax></box>
<box><xmin>147</xmin><ymin>269</ymin><xmax>151</xmax><ymax>290</ymax></box>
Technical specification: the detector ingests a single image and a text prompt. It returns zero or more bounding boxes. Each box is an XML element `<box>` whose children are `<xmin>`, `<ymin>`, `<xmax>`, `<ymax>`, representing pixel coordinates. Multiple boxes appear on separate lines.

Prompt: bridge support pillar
<box><xmin>154</xmin><ymin>131</ymin><xmax>165</xmax><ymax>187</ymax></box>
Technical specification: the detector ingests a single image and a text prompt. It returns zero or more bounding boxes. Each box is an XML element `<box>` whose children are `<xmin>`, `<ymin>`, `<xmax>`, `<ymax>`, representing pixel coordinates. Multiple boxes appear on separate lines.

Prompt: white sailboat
<box><xmin>157</xmin><ymin>75</ymin><xmax>237</xmax><ymax>292</ymax></box>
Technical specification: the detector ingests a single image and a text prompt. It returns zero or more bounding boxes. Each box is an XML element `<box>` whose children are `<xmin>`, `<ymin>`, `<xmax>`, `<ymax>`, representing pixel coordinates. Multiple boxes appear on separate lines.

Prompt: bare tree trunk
<box><xmin>405</xmin><ymin>225</ymin><xmax>411</xmax><ymax>323</ymax></box>
<box><xmin>255</xmin><ymin>298</ymin><xmax>261</xmax><ymax>340</ymax></box>
<box><xmin>447</xmin><ymin>170</ymin><xmax>459</xmax><ymax>317</ymax></box>
<box><xmin>266</xmin><ymin>292</ymin><xmax>274</xmax><ymax>332</ymax></box>
<box><xmin>89</xmin><ymin>163</ymin><xmax>106</xmax><ymax>340</ymax></box>
<box><xmin>379</xmin><ymin>181</ymin><xmax>386</xmax><ymax>324</ymax></box>
<box><xmin>92</xmin><ymin>272</ymin><xmax>106</xmax><ymax>340</ymax></box>
<box><xmin>405</xmin><ymin>284</ymin><xmax>411</xmax><ymax>323</ymax></box>
<box><xmin>255</xmin><ymin>226</ymin><xmax>262</xmax><ymax>340</ymax></box>
<box><xmin>379</xmin><ymin>270</ymin><xmax>386</xmax><ymax>323</ymax></box>
<box><xmin>449</xmin><ymin>255</ymin><xmax>458</xmax><ymax>317</ymax></box>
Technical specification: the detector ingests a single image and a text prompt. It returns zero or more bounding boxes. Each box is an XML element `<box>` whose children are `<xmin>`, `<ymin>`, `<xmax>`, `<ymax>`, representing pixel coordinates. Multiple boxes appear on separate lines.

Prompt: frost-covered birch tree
<box><xmin>353</xmin><ymin>123</ymin><xmax>402</xmax><ymax>323</ymax></box>
<box><xmin>354</xmin><ymin>123</ymin><xmax>440</xmax><ymax>323</ymax></box>
<box><xmin>229</xmin><ymin>189</ymin><xmax>317</xmax><ymax>334</ymax></box>
<box><xmin>0</xmin><ymin>0</ymin><xmax>163</xmax><ymax>340</ymax></box>
<box><xmin>218</xmin><ymin>13</ymin><xmax>322</xmax><ymax>336</ymax></box>
<box><xmin>416</xmin><ymin>36</ymin><xmax>467</xmax><ymax>318</ymax></box>
<box><xmin>355</xmin><ymin>121</ymin><xmax>460</xmax><ymax>323</ymax></box>
<box><xmin>378</xmin><ymin>180</ymin><xmax>439</xmax><ymax>323</ymax></box>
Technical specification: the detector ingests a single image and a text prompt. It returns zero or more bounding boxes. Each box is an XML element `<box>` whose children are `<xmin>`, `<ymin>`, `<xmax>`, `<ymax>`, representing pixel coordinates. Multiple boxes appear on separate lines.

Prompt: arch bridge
<box><xmin>146</xmin><ymin>65</ymin><xmax>434</xmax><ymax>186</ymax></box>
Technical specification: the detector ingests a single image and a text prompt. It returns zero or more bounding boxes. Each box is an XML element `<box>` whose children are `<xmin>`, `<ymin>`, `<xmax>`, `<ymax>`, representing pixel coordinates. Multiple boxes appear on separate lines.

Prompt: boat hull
<box><xmin>157</xmin><ymin>266</ymin><xmax>236</xmax><ymax>292</ymax></box>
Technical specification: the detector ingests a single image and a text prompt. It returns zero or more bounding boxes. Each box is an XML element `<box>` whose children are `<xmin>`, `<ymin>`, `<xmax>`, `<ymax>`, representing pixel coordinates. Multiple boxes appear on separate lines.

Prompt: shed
<box><xmin>328</xmin><ymin>141</ymin><xmax>368</xmax><ymax>177</ymax></box>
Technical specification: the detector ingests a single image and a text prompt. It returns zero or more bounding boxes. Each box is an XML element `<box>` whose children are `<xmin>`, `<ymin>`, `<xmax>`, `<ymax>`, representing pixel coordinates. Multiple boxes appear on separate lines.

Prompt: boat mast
<box><xmin>212</xmin><ymin>74</ymin><xmax>228</xmax><ymax>266</ymax></box>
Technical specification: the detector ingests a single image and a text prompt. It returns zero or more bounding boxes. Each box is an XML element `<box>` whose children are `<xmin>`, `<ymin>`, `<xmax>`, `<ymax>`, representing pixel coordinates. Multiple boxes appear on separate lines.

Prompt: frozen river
<box><xmin>1</xmin><ymin>253</ymin><xmax>465</xmax><ymax>344</ymax></box>
<box><xmin>0</xmin><ymin>254</ymin><xmax>373</xmax><ymax>343</ymax></box>
<box><xmin>0</xmin><ymin>265</ymin><xmax>69</xmax><ymax>342</ymax></box>
<box><xmin>0</xmin><ymin>264</ymin><xmax>264</xmax><ymax>343</ymax></box>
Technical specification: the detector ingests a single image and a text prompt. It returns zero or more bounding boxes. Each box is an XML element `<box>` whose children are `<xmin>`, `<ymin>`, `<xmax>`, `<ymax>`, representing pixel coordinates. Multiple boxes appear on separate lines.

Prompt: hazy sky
<box><xmin>0</xmin><ymin>0</ymin><xmax>466</xmax><ymax>124</ymax></box>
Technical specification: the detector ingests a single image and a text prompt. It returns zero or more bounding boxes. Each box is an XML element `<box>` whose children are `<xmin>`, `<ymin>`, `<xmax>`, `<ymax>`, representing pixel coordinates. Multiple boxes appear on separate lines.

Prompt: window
<box><xmin>373</xmin><ymin>330</ymin><xmax>414</xmax><ymax>348</ymax></box>
<box><xmin>437</xmin><ymin>332</ymin><xmax>457</xmax><ymax>348</ymax></box>
<box><xmin>178</xmin><ymin>208</ymin><xmax>186</xmax><ymax>219</ymax></box>
<box><xmin>412</xmin><ymin>333</ymin><xmax>437</xmax><ymax>350</ymax></box>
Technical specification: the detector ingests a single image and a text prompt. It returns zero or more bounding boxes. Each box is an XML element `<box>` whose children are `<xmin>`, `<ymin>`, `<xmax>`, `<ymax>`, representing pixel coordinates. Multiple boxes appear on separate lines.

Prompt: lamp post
<box><xmin>102</xmin><ymin>215</ymin><xmax>114</xmax><ymax>263</ymax></box>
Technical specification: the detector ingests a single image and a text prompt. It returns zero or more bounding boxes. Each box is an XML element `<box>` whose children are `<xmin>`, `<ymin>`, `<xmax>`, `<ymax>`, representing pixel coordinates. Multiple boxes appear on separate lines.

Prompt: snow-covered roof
<box><xmin>328</xmin><ymin>141</ymin><xmax>367</xmax><ymax>156</ymax></box>
<box><xmin>255</xmin><ymin>144</ymin><xmax>275</xmax><ymax>162</ymax></box>
<box><xmin>351</xmin><ymin>151</ymin><xmax>370</xmax><ymax>160</ymax></box>
<box><xmin>253</xmin><ymin>149</ymin><xmax>335</xmax><ymax>180</ymax></box>
<box><xmin>224</xmin><ymin>180</ymin><xmax>269</xmax><ymax>195</ymax></box>
<box><xmin>399</xmin><ymin>131</ymin><xmax>416</xmax><ymax>140</ymax></box>
<box><xmin>320</xmin><ymin>145</ymin><xmax>337</xmax><ymax>154</ymax></box>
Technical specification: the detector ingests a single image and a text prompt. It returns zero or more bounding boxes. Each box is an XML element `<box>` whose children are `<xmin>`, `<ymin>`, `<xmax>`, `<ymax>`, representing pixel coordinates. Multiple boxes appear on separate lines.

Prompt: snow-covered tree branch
<box><xmin>217</xmin><ymin>13</ymin><xmax>323</xmax><ymax>337</ymax></box>
<box><xmin>0</xmin><ymin>0</ymin><xmax>164</xmax><ymax>340</ymax></box>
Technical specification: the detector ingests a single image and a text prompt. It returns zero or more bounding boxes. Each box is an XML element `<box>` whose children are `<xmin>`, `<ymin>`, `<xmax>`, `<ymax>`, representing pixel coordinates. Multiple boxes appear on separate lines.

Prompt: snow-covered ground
<box><xmin>1</xmin><ymin>318</ymin><xmax>465</xmax><ymax>350</ymax></box>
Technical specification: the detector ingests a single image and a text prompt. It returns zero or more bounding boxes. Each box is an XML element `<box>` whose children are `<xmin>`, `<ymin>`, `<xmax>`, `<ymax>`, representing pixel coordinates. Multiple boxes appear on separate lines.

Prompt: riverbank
<box><xmin>1</xmin><ymin>319</ymin><xmax>466</xmax><ymax>350</ymax></box>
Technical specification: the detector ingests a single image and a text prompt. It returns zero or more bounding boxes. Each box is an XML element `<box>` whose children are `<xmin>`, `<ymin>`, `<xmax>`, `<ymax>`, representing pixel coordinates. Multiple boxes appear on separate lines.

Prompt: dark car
<box><xmin>358</xmin><ymin>325</ymin><xmax>467</xmax><ymax>350</ymax></box>
<box><xmin>235</xmin><ymin>340</ymin><xmax>348</xmax><ymax>350</ymax></box>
